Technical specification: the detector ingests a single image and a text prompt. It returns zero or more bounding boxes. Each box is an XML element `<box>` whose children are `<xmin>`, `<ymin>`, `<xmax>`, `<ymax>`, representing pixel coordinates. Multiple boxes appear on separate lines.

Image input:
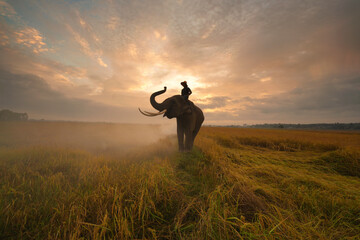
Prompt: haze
<box><xmin>0</xmin><ymin>122</ymin><xmax>170</xmax><ymax>155</ymax></box>
<box><xmin>0</xmin><ymin>0</ymin><xmax>359</xmax><ymax>124</ymax></box>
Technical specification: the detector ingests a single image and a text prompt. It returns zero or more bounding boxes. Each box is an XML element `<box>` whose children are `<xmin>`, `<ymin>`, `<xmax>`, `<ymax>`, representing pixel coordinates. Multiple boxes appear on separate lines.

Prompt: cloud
<box><xmin>0</xmin><ymin>46</ymin><xmax>85</xmax><ymax>91</ymax></box>
<box><xmin>217</xmin><ymin>77</ymin><xmax>360</xmax><ymax>124</ymax></box>
<box><xmin>0</xmin><ymin>0</ymin><xmax>16</xmax><ymax>17</ymax></box>
<box><xmin>14</xmin><ymin>27</ymin><xmax>49</xmax><ymax>53</ymax></box>
<box><xmin>249</xmin><ymin>78</ymin><xmax>360</xmax><ymax>114</ymax></box>
<box><xmin>0</xmin><ymin>26</ymin><xmax>9</xmax><ymax>46</ymax></box>
<box><xmin>1</xmin><ymin>0</ymin><xmax>359</xmax><ymax>124</ymax></box>
<box><xmin>0</xmin><ymin>68</ymin><xmax>141</xmax><ymax>122</ymax></box>
<box><xmin>196</xmin><ymin>96</ymin><xmax>231</xmax><ymax>110</ymax></box>
<box><xmin>200</xmin><ymin>76</ymin><xmax>360</xmax><ymax>124</ymax></box>
<box><xmin>260</xmin><ymin>77</ymin><xmax>271</xmax><ymax>83</ymax></box>
<box><xmin>106</xmin><ymin>16</ymin><xmax>120</xmax><ymax>30</ymax></box>
<box><xmin>66</xmin><ymin>24</ymin><xmax>107</xmax><ymax>68</ymax></box>
<box><xmin>201</xmin><ymin>24</ymin><xmax>216</xmax><ymax>39</ymax></box>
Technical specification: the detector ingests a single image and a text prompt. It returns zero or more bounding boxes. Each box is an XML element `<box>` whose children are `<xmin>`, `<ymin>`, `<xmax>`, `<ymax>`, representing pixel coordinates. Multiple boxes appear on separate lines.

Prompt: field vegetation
<box><xmin>1</xmin><ymin>122</ymin><xmax>359</xmax><ymax>239</ymax></box>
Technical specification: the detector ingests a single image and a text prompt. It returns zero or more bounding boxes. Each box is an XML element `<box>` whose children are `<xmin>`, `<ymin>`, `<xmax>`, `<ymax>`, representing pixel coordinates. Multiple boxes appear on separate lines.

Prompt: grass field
<box><xmin>1</xmin><ymin>122</ymin><xmax>359</xmax><ymax>239</ymax></box>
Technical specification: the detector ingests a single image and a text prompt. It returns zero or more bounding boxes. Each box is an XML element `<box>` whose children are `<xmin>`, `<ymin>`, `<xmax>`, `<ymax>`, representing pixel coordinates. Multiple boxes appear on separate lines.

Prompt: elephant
<box><xmin>139</xmin><ymin>87</ymin><xmax>204</xmax><ymax>152</ymax></box>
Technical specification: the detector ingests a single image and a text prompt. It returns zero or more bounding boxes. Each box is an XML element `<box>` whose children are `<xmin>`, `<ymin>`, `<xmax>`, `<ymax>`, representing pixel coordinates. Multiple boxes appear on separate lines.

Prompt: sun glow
<box><xmin>163</xmin><ymin>74</ymin><xmax>202</xmax><ymax>90</ymax></box>
<box><xmin>134</xmin><ymin>65</ymin><xmax>206</xmax><ymax>95</ymax></box>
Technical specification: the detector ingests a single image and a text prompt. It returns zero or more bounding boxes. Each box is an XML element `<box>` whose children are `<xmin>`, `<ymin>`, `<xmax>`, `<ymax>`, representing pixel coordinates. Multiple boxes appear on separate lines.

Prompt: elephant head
<box><xmin>139</xmin><ymin>87</ymin><xmax>191</xmax><ymax>119</ymax></box>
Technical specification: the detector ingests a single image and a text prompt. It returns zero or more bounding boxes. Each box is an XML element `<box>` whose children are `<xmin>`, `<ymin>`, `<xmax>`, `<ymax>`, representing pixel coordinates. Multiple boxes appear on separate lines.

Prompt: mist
<box><xmin>0</xmin><ymin>121</ymin><xmax>175</xmax><ymax>155</ymax></box>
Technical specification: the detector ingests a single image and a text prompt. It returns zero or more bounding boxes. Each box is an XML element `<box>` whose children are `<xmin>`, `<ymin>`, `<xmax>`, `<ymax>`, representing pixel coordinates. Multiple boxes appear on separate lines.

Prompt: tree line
<box><xmin>0</xmin><ymin>109</ymin><xmax>28</xmax><ymax>121</ymax></box>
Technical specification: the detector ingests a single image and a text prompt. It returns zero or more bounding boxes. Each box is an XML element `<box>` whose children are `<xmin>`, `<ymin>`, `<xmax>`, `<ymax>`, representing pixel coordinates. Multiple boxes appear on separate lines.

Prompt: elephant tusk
<box><xmin>138</xmin><ymin>108</ymin><xmax>154</xmax><ymax>116</ymax></box>
<box><xmin>145</xmin><ymin>110</ymin><xmax>166</xmax><ymax>115</ymax></box>
<box><xmin>144</xmin><ymin>111</ymin><xmax>157</xmax><ymax>115</ymax></box>
<box><xmin>138</xmin><ymin>108</ymin><xmax>166</xmax><ymax>117</ymax></box>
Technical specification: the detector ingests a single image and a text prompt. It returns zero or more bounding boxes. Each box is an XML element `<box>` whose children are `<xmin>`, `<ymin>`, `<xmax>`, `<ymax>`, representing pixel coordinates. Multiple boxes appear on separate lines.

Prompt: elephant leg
<box><xmin>184</xmin><ymin>129</ymin><xmax>193</xmax><ymax>151</ymax></box>
<box><xmin>188</xmin><ymin>124</ymin><xmax>202</xmax><ymax>150</ymax></box>
<box><xmin>192</xmin><ymin>126</ymin><xmax>200</xmax><ymax>142</ymax></box>
<box><xmin>177</xmin><ymin>122</ymin><xmax>185</xmax><ymax>151</ymax></box>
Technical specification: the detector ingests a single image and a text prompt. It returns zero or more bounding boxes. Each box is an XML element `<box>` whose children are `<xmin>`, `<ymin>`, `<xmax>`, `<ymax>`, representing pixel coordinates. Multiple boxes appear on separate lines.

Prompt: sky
<box><xmin>0</xmin><ymin>0</ymin><xmax>359</xmax><ymax>125</ymax></box>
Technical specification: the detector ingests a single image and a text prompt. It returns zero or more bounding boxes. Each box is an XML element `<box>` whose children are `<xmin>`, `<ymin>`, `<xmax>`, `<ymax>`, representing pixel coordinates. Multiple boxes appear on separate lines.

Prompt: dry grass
<box><xmin>0</xmin><ymin>123</ymin><xmax>359</xmax><ymax>239</ymax></box>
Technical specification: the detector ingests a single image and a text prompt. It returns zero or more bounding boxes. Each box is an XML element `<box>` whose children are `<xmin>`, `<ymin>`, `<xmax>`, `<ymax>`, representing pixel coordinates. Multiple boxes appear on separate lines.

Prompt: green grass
<box><xmin>0</xmin><ymin>123</ymin><xmax>359</xmax><ymax>239</ymax></box>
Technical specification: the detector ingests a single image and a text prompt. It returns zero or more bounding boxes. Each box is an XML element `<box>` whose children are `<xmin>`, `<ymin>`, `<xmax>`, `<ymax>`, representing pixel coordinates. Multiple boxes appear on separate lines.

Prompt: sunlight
<box><xmin>163</xmin><ymin>73</ymin><xmax>202</xmax><ymax>90</ymax></box>
<box><xmin>135</xmin><ymin>65</ymin><xmax>206</xmax><ymax>94</ymax></box>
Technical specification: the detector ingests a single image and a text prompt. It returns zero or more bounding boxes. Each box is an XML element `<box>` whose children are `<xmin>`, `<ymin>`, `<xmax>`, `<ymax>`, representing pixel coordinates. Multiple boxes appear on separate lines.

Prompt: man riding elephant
<box><xmin>181</xmin><ymin>81</ymin><xmax>192</xmax><ymax>101</ymax></box>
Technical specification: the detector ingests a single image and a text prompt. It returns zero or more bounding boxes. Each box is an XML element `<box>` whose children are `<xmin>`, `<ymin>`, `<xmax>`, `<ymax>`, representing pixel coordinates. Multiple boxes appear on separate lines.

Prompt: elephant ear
<box><xmin>180</xmin><ymin>104</ymin><xmax>192</xmax><ymax>115</ymax></box>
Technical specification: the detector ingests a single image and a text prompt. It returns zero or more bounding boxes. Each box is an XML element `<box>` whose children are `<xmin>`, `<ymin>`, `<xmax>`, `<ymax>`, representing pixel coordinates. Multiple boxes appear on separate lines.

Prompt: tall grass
<box><xmin>0</xmin><ymin>123</ymin><xmax>359</xmax><ymax>239</ymax></box>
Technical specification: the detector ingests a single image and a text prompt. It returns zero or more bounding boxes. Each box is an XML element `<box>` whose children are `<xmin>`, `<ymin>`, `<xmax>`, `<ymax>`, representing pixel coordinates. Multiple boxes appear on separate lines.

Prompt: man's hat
<box><xmin>181</xmin><ymin>81</ymin><xmax>187</xmax><ymax>86</ymax></box>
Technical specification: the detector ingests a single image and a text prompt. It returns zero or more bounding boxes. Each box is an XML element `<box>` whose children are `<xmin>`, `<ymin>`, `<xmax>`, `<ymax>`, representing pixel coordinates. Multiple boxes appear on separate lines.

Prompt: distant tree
<box><xmin>0</xmin><ymin>109</ymin><xmax>28</xmax><ymax>121</ymax></box>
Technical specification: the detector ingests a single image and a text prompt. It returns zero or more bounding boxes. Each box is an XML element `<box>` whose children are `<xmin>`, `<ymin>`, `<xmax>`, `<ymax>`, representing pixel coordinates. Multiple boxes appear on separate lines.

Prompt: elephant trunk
<box><xmin>150</xmin><ymin>87</ymin><xmax>167</xmax><ymax>111</ymax></box>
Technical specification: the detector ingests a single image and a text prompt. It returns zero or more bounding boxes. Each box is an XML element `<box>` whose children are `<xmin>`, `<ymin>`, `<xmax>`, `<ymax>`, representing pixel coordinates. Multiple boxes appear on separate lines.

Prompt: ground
<box><xmin>0</xmin><ymin>122</ymin><xmax>359</xmax><ymax>239</ymax></box>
